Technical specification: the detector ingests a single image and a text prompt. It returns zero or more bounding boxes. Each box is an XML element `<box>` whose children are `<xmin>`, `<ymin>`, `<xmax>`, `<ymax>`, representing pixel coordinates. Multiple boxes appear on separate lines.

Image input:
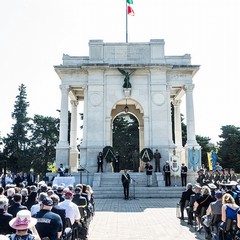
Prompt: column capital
<box><xmin>172</xmin><ymin>99</ymin><xmax>182</xmax><ymax>106</ymax></box>
<box><xmin>70</xmin><ymin>100</ymin><xmax>79</xmax><ymax>107</ymax></box>
<box><xmin>59</xmin><ymin>84</ymin><xmax>70</xmax><ymax>91</ymax></box>
<box><xmin>183</xmin><ymin>84</ymin><xmax>195</xmax><ymax>92</ymax></box>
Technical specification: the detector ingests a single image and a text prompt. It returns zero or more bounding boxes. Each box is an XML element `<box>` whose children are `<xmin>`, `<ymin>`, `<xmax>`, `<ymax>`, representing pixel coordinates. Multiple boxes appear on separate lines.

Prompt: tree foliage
<box><xmin>2</xmin><ymin>84</ymin><xmax>59</xmax><ymax>176</ymax></box>
<box><xmin>218</xmin><ymin>125</ymin><xmax>240</xmax><ymax>172</ymax></box>
<box><xmin>28</xmin><ymin>115</ymin><xmax>59</xmax><ymax>175</ymax></box>
<box><xmin>3</xmin><ymin>84</ymin><xmax>30</xmax><ymax>172</ymax></box>
<box><xmin>112</xmin><ymin>114</ymin><xmax>139</xmax><ymax>170</ymax></box>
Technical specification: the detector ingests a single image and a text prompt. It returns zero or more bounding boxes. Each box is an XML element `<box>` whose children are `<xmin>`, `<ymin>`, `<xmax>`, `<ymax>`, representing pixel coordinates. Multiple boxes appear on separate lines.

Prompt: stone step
<box><xmin>93</xmin><ymin>186</ymin><xmax>184</xmax><ymax>199</ymax></box>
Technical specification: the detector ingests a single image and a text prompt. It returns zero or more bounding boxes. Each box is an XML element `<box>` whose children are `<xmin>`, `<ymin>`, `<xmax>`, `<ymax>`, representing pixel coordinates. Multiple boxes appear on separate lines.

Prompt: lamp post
<box><xmin>124</xmin><ymin>99</ymin><xmax>129</xmax><ymax>113</ymax></box>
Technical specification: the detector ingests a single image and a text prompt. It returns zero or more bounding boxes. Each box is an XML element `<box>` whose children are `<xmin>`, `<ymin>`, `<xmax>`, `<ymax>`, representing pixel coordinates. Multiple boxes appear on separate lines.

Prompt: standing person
<box><xmin>153</xmin><ymin>149</ymin><xmax>161</xmax><ymax>172</ymax></box>
<box><xmin>58</xmin><ymin>163</ymin><xmax>65</xmax><ymax>176</ymax></box>
<box><xmin>27</xmin><ymin>170</ymin><xmax>36</xmax><ymax>186</ymax></box>
<box><xmin>132</xmin><ymin>149</ymin><xmax>139</xmax><ymax>172</ymax></box>
<box><xmin>97</xmin><ymin>152</ymin><xmax>104</xmax><ymax>173</ymax></box>
<box><xmin>181</xmin><ymin>163</ymin><xmax>188</xmax><ymax>187</ymax></box>
<box><xmin>163</xmin><ymin>161</ymin><xmax>171</xmax><ymax>187</ymax></box>
<box><xmin>196</xmin><ymin>169</ymin><xmax>205</xmax><ymax>186</ymax></box>
<box><xmin>145</xmin><ymin>162</ymin><xmax>153</xmax><ymax>187</ymax></box>
<box><xmin>121</xmin><ymin>169</ymin><xmax>131</xmax><ymax>200</ymax></box>
<box><xmin>113</xmin><ymin>152</ymin><xmax>120</xmax><ymax>172</ymax></box>
<box><xmin>229</xmin><ymin>168</ymin><xmax>237</xmax><ymax>182</ymax></box>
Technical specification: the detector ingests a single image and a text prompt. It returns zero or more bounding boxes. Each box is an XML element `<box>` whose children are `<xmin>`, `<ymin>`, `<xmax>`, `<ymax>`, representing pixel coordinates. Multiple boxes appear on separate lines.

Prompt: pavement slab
<box><xmin>88</xmin><ymin>198</ymin><xmax>206</xmax><ymax>240</ymax></box>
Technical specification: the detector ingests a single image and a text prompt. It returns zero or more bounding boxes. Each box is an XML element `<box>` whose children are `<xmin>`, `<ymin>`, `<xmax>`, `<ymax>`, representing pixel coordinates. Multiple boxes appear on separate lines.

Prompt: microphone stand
<box><xmin>78</xmin><ymin>165</ymin><xmax>90</xmax><ymax>185</ymax></box>
<box><xmin>130</xmin><ymin>177</ymin><xmax>137</xmax><ymax>200</ymax></box>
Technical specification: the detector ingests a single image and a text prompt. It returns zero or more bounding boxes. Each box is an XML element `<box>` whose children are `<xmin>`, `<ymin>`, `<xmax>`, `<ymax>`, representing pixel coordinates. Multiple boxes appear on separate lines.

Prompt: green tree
<box><xmin>3</xmin><ymin>84</ymin><xmax>31</xmax><ymax>172</ymax></box>
<box><xmin>112</xmin><ymin>114</ymin><xmax>139</xmax><ymax>170</ymax></box>
<box><xmin>218</xmin><ymin>125</ymin><xmax>240</xmax><ymax>172</ymax></box>
<box><xmin>28</xmin><ymin>115</ymin><xmax>59</xmax><ymax>176</ymax></box>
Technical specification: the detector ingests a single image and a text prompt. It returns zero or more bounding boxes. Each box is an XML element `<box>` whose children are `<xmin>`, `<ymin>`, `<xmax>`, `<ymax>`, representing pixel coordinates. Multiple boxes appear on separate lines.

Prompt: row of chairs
<box><xmin>62</xmin><ymin>204</ymin><xmax>94</xmax><ymax>240</ymax></box>
<box><xmin>177</xmin><ymin>202</ymin><xmax>239</xmax><ymax>239</ymax></box>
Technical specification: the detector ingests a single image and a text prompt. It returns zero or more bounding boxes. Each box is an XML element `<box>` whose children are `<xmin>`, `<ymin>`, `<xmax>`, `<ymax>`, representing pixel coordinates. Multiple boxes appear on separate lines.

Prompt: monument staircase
<box><xmin>92</xmin><ymin>172</ymin><xmax>184</xmax><ymax>199</ymax></box>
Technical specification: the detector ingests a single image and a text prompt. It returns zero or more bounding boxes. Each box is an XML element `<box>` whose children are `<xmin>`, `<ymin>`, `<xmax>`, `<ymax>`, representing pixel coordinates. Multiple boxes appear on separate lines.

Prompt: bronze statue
<box><xmin>118</xmin><ymin>68</ymin><xmax>135</xmax><ymax>88</ymax></box>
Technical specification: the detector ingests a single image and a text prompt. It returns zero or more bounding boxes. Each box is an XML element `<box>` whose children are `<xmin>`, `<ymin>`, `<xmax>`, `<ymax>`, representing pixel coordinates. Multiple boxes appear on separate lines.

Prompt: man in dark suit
<box><xmin>121</xmin><ymin>169</ymin><xmax>131</xmax><ymax>200</ymax></box>
<box><xmin>0</xmin><ymin>197</ymin><xmax>14</xmax><ymax>235</ymax></box>
<box><xmin>27</xmin><ymin>170</ymin><xmax>36</xmax><ymax>186</ymax></box>
<box><xmin>179</xmin><ymin>183</ymin><xmax>194</xmax><ymax>220</ymax></box>
<box><xmin>8</xmin><ymin>193</ymin><xmax>27</xmax><ymax>217</ymax></box>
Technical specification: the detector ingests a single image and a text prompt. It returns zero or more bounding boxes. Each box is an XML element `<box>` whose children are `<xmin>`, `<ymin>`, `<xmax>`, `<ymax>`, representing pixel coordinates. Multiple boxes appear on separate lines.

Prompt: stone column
<box><xmin>139</xmin><ymin>123</ymin><xmax>144</xmax><ymax>172</ymax></box>
<box><xmin>105</xmin><ymin>117</ymin><xmax>111</xmax><ymax>146</ymax></box>
<box><xmin>69</xmin><ymin>100</ymin><xmax>79</xmax><ymax>172</ymax></box>
<box><xmin>56</xmin><ymin>85</ymin><xmax>70</xmax><ymax>168</ymax></box>
<box><xmin>166</xmin><ymin>85</ymin><xmax>174</xmax><ymax>146</ymax></box>
<box><xmin>79</xmin><ymin>86</ymin><xmax>88</xmax><ymax>168</ymax></box>
<box><xmin>172</xmin><ymin>99</ymin><xmax>182</xmax><ymax>148</ymax></box>
<box><xmin>184</xmin><ymin>84</ymin><xmax>198</xmax><ymax>146</ymax></box>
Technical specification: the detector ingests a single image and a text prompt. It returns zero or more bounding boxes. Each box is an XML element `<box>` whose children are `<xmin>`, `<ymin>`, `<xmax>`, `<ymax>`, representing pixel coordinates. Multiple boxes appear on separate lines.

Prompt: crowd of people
<box><xmin>179</xmin><ymin>165</ymin><xmax>240</xmax><ymax>240</ymax></box>
<box><xmin>0</xmin><ymin>172</ymin><xmax>95</xmax><ymax>240</ymax></box>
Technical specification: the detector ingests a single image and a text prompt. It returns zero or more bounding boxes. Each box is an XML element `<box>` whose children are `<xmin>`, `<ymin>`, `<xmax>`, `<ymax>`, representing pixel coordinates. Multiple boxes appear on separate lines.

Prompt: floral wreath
<box><xmin>103</xmin><ymin>146</ymin><xmax>115</xmax><ymax>163</ymax></box>
<box><xmin>140</xmin><ymin>148</ymin><xmax>153</xmax><ymax>163</ymax></box>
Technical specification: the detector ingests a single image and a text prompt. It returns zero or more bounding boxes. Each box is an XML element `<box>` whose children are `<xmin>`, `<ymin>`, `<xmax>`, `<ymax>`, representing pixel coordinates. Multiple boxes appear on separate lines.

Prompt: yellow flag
<box><xmin>207</xmin><ymin>152</ymin><xmax>213</xmax><ymax>170</ymax></box>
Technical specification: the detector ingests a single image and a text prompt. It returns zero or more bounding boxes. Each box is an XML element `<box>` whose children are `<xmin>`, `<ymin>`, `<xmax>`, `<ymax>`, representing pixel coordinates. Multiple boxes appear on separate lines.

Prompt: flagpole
<box><xmin>126</xmin><ymin>0</ymin><xmax>128</xmax><ymax>43</ymax></box>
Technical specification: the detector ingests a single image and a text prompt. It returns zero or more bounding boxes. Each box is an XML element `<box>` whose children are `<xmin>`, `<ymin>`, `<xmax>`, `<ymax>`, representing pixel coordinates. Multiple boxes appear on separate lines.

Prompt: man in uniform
<box><xmin>181</xmin><ymin>163</ymin><xmax>188</xmax><ymax>187</ymax></box>
<box><xmin>196</xmin><ymin>169</ymin><xmax>205</xmax><ymax>186</ymax></box>
<box><xmin>121</xmin><ymin>169</ymin><xmax>131</xmax><ymax>200</ymax></box>
<box><xmin>113</xmin><ymin>152</ymin><xmax>120</xmax><ymax>172</ymax></box>
<box><xmin>163</xmin><ymin>161</ymin><xmax>171</xmax><ymax>187</ymax></box>
<box><xmin>58</xmin><ymin>163</ymin><xmax>65</xmax><ymax>176</ymax></box>
<box><xmin>33</xmin><ymin>197</ymin><xmax>63</xmax><ymax>240</ymax></box>
<box><xmin>145</xmin><ymin>162</ymin><xmax>153</xmax><ymax>187</ymax></box>
<box><xmin>153</xmin><ymin>149</ymin><xmax>161</xmax><ymax>172</ymax></box>
<box><xmin>97</xmin><ymin>152</ymin><xmax>104</xmax><ymax>173</ymax></box>
<box><xmin>132</xmin><ymin>149</ymin><xmax>139</xmax><ymax>172</ymax></box>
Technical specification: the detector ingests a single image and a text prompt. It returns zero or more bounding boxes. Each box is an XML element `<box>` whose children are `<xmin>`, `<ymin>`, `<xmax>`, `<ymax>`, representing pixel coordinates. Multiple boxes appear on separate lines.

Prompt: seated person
<box><xmin>218</xmin><ymin>193</ymin><xmax>239</xmax><ymax>240</ymax></box>
<box><xmin>202</xmin><ymin>191</ymin><xmax>223</xmax><ymax>239</ymax></box>
<box><xmin>8</xmin><ymin>209</ymin><xmax>39</xmax><ymax>240</ymax></box>
<box><xmin>179</xmin><ymin>183</ymin><xmax>194</xmax><ymax>220</ymax></box>
<box><xmin>194</xmin><ymin>185</ymin><xmax>215</xmax><ymax>231</ymax></box>
<box><xmin>0</xmin><ymin>196</ymin><xmax>13</xmax><ymax>235</ymax></box>
<box><xmin>187</xmin><ymin>183</ymin><xmax>202</xmax><ymax>225</ymax></box>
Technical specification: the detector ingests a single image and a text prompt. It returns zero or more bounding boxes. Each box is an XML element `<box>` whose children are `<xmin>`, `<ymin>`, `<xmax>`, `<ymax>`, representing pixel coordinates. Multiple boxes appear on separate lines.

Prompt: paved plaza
<box><xmin>88</xmin><ymin>198</ymin><xmax>205</xmax><ymax>240</ymax></box>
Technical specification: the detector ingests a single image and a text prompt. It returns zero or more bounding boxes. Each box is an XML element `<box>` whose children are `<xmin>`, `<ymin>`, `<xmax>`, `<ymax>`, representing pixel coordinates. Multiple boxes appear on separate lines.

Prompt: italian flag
<box><xmin>127</xmin><ymin>0</ymin><xmax>135</xmax><ymax>16</ymax></box>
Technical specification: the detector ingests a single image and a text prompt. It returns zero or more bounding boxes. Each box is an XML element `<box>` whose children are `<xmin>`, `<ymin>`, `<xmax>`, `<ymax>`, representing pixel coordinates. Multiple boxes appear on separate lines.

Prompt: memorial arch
<box><xmin>54</xmin><ymin>39</ymin><xmax>201</xmax><ymax>179</ymax></box>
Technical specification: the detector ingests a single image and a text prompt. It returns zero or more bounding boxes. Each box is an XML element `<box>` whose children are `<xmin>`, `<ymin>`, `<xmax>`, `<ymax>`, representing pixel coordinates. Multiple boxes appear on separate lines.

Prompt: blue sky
<box><xmin>0</xmin><ymin>0</ymin><xmax>239</xmax><ymax>144</ymax></box>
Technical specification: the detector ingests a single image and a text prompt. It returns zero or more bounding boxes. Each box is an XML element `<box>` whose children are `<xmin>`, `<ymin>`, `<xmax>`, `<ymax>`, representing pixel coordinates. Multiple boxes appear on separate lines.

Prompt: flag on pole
<box><xmin>211</xmin><ymin>151</ymin><xmax>217</xmax><ymax>170</ymax></box>
<box><xmin>127</xmin><ymin>0</ymin><xmax>135</xmax><ymax>16</ymax></box>
<box><xmin>207</xmin><ymin>152</ymin><xmax>213</xmax><ymax>170</ymax></box>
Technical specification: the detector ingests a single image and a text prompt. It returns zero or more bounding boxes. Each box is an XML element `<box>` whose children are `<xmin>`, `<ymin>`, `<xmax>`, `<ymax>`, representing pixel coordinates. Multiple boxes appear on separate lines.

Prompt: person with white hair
<box><xmin>30</xmin><ymin>192</ymin><xmax>48</xmax><ymax>216</ymax></box>
<box><xmin>7</xmin><ymin>187</ymin><xmax>15</xmax><ymax>206</ymax></box>
<box><xmin>0</xmin><ymin>196</ymin><xmax>13</xmax><ymax>235</ymax></box>
<box><xmin>179</xmin><ymin>183</ymin><xmax>194</xmax><ymax>220</ymax></box>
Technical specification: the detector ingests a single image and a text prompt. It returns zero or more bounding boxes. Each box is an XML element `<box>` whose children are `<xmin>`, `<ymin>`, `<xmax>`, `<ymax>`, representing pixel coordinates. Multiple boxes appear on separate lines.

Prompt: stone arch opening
<box><xmin>111</xmin><ymin>99</ymin><xmax>144</xmax><ymax>170</ymax></box>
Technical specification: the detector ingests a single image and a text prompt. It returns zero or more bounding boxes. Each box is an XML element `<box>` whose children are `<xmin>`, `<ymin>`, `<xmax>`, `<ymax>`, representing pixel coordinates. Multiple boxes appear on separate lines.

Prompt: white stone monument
<box><xmin>54</xmin><ymin>39</ymin><xmax>201</xmax><ymax>182</ymax></box>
